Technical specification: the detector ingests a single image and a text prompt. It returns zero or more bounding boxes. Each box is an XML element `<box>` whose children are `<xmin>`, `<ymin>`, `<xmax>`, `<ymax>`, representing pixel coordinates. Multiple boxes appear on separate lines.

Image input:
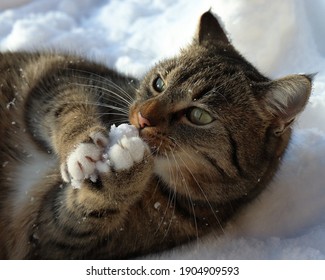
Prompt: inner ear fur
<box><xmin>261</xmin><ymin>74</ymin><xmax>313</xmax><ymax>136</ymax></box>
<box><xmin>196</xmin><ymin>10</ymin><xmax>230</xmax><ymax>45</ymax></box>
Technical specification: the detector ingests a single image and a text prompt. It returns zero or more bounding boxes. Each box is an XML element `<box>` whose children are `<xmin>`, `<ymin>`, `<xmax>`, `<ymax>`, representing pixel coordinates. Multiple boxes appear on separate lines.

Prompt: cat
<box><xmin>0</xmin><ymin>11</ymin><xmax>312</xmax><ymax>259</ymax></box>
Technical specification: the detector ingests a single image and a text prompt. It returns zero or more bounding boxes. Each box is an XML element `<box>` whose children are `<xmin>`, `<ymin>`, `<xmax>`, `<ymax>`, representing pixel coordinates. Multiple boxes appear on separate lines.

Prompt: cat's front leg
<box><xmin>101</xmin><ymin>132</ymin><xmax>153</xmax><ymax>200</ymax></box>
<box><xmin>18</xmin><ymin>126</ymin><xmax>153</xmax><ymax>259</ymax></box>
<box><xmin>60</xmin><ymin>124</ymin><xmax>153</xmax><ymax>208</ymax></box>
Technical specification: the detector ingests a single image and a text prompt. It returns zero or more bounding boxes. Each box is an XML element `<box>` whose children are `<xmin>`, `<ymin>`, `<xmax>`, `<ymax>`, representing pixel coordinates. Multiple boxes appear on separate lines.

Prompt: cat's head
<box><xmin>129</xmin><ymin>11</ymin><xmax>312</xmax><ymax>203</ymax></box>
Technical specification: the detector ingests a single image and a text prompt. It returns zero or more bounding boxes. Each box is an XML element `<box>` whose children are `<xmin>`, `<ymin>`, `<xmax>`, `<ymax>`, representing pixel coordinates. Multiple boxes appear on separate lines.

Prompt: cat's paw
<box><xmin>108</xmin><ymin>135</ymin><xmax>149</xmax><ymax>171</ymax></box>
<box><xmin>60</xmin><ymin>131</ymin><xmax>109</xmax><ymax>188</ymax></box>
<box><xmin>60</xmin><ymin>124</ymin><xmax>150</xmax><ymax>188</ymax></box>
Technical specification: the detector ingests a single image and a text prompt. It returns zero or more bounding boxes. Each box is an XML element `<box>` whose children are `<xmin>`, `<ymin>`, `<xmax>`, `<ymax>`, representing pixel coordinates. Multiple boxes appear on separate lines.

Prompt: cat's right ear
<box><xmin>260</xmin><ymin>74</ymin><xmax>313</xmax><ymax>136</ymax></box>
<box><xmin>195</xmin><ymin>10</ymin><xmax>230</xmax><ymax>45</ymax></box>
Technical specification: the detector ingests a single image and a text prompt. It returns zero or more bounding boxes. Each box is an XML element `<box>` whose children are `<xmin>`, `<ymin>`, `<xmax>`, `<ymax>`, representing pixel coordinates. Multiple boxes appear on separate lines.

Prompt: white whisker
<box><xmin>170</xmin><ymin>151</ymin><xmax>199</xmax><ymax>241</ymax></box>
<box><xmin>154</xmin><ymin>152</ymin><xmax>176</xmax><ymax>237</ymax></box>
<box><xmin>171</xmin><ymin>140</ymin><xmax>225</xmax><ymax>233</ymax></box>
<box><xmin>69</xmin><ymin>82</ymin><xmax>133</xmax><ymax>106</ymax></box>
<box><xmin>59</xmin><ymin>100</ymin><xmax>129</xmax><ymax>115</ymax></box>
<box><xmin>63</xmin><ymin>67</ymin><xmax>135</xmax><ymax>102</ymax></box>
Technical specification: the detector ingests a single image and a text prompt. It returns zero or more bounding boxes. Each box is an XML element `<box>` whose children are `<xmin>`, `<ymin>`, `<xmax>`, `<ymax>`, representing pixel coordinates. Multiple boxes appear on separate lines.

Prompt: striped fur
<box><xmin>0</xmin><ymin>11</ymin><xmax>312</xmax><ymax>259</ymax></box>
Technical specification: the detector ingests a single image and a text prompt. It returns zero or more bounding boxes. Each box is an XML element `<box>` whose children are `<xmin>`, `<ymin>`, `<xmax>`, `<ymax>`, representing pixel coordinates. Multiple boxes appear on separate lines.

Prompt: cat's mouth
<box><xmin>129</xmin><ymin>109</ymin><xmax>175</xmax><ymax>156</ymax></box>
<box><xmin>139</xmin><ymin>128</ymin><xmax>176</xmax><ymax>156</ymax></box>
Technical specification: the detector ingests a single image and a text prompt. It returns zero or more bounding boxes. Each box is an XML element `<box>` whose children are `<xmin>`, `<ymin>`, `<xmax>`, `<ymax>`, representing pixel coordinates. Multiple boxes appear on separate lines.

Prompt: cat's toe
<box><xmin>63</xmin><ymin>142</ymin><xmax>110</xmax><ymax>188</ymax></box>
<box><xmin>68</xmin><ymin>143</ymin><xmax>100</xmax><ymax>178</ymax></box>
<box><xmin>120</xmin><ymin>136</ymin><xmax>149</xmax><ymax>163</ymax></box>
<box><xmin>60</xmin><ymin>162</ymin><xmax>70</xmax><ymax>183</ymax></box>
<box><xmin>108</xmin><ymin>135</ymin><xmax>149</xmax><ymax>171</ymax></box>
<box><xmin>89</xmin><ymin>131</ymin><xmax>109</xmax><ymax>149</ymax></box>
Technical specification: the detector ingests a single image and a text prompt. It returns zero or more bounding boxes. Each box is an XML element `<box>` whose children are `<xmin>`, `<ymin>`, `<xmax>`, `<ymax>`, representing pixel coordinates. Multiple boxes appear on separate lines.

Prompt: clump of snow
<box><xmin>108</xmin><ymin>124</ymin><xmax>139</xmax><ymax>146</ymax></box>
<box><xmin>1</xmin><ymin>0</ymin><xmax>325</xmax><ymax>259</ymax></box>
<box><xmin>107</xmin><ymin>124</ymin><xmax>148</xmax><ymax>170</ymax></box>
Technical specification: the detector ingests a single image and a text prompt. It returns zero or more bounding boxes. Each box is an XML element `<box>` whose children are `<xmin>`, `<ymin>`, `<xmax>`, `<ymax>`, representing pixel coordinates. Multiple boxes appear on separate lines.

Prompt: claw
<box><xmin>60</xmin><ymin>132</ymin><xmax>110</xmax><ymax>188</ymax></box>
<box><xmin>90</xmin><ymin>131</ymin><xmax>109</xmax><ymax>148</ymax></box>
<box><xmin>60</xmin><ymin>163</ymin><xmax>70</xmax><ymax>183</ymax></box>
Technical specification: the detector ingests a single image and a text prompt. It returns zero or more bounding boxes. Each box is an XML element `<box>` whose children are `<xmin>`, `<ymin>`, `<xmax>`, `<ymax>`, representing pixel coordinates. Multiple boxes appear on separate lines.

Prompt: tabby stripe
<box><xmin>46</xmin><ymin>239</ymin><xmax>95</xmax><ymax>253</ymax></box>
<box><xmin>50</xmin><ymin>187</ymin><xmax>96</xmax><ymax>239</ymax></box>
<box><xmin>54</xmin><ymin>103</ymin><xmax>86</xmax><ymax>118</ymax></box>
<box><xmin>224</xmin><ymin>127</ymin><xmax>246</xmax><ymax>178</ymax></box>
<box><xmin>201</xmin><ymin>153</ymin><xmax>228</xmax><ymax>179</ymax></box>
<box><xmin>71</xmin><ymin>197</ymin><xmax>120</xmax><ymax>218</ymax></box>
<box><xmin>83</xmin><ymin>237</ymin><xmax>113</xmax><ymax>259</ymax></box>
<box><xmin>156</xmin><ymin>181</ymin><xmax>195</xmax><ymax>221</ymax></box>
<box><xmin>88</xmin><ymin>208</ymin><xmax>120</xmax><ymax>218</ymax></box>
<box><xmin>156</xmin><ymin>180</ymin><xmax>216</xmax><ymax>222</ymax></box>
<box><xmin>45</xmin><ymin>232</ymin><xmax>103</xmax><ymax>257</ymax></box>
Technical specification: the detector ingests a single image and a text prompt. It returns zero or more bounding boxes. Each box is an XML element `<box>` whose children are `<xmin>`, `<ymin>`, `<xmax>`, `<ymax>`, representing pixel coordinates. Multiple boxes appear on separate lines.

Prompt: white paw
<box><xmin>108</xmin><ymin>135</ymin><xmax>149</xmax><ymax>171</ymax></box>
<box><xmin>60</xmin><ymin>132</ymin><xmax>109</xmax><ymax>188</ymax></box>
<box><xmin>60</xmin><ymin>124</ymin><xmax>149</xmax><ymax>188</ymax></box>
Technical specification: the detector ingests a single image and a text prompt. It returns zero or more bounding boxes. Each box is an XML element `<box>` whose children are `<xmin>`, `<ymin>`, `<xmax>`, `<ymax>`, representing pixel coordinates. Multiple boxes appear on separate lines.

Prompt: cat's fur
<box><xmin>0</xmin><ymin>11</ymin><xmax>312</xmax><ymax>259</ymax></box>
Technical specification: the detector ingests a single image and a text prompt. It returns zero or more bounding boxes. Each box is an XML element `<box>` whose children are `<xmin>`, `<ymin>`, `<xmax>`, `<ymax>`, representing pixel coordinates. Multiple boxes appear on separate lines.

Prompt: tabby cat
<box><xmin>0</xmin><ymin>11</ymin><xmax>312</xmax><ymax>259</ymax></box>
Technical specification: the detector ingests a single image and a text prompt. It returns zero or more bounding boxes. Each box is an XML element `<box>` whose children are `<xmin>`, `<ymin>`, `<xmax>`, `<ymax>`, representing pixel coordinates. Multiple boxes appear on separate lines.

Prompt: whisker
<box><xmin>170</xmin><ymin>151</ymin><xmax>199</xmax><ymax>241</ymax></box>
<box><xmin>171</xmin><ymin>140</ymin><xmax>225</xmax><ymax>233</ymax></box>
<box><xmin>59</xmin><ymin>100</ymin><xmax>129</xmax><ymax>115</ymax></box>
<box><xmin>161</xmin><ymin>152</ymin><xmax>178</xmax><ymax>240</ymax></box>
<box><xmin>68</xmin><ymin>82</ymin><xmax>133</xmax><ymax>106</ymax></box>
<box><xmin>154</xmin><ymin>151</ymin><xmax>176</xmax><ymax>236</ymax></box>
<box><xmin>62</xmin><ymin>67</ymin><xmax>135</xmax><ymax>101</ymax></box>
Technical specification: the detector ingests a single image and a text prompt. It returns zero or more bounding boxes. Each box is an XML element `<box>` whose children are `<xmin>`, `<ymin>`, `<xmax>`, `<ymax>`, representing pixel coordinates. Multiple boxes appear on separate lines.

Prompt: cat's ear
<box><xmin>196</xmin><ymin>10</ymin><xmax>230</xmax><ymax>45</ymax></box>
<box><xmin>261</xmin><ymin>75</ymin><xmax>313</xmax><ymax>136</ymax></box>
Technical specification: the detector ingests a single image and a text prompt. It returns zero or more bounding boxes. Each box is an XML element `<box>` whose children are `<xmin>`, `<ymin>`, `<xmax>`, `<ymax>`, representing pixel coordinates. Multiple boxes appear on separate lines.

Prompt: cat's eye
<box><xmin>153</xmin><ymin>76</ymin><xmax>166</xmax><ymax>93</ymax></box>
<box><xmin>187</xmin><ymin>107</ymin><xmax>214</xmax><ymax>125</ymax></box>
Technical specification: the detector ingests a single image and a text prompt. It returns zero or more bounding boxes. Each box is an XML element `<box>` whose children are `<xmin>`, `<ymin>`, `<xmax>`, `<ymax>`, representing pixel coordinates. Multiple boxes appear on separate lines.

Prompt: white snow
<box><xmin>108</xmin><ymin>123</ymin><xmax>139</xmax><ymax>146</ymax></box>
<box><xmin>108</xmin><ymin>124</ymin><xmax>148</xmax><ymax>170</ymax></box>
<box><xmin>1</xmin><ymin>0</ymin><xmax>325</xmax><ymax>259</ymax></box>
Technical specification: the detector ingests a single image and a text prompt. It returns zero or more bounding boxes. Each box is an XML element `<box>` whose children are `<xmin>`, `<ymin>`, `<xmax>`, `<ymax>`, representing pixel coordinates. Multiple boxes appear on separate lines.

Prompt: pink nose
<box><xmin>138</xmin><ymin>112</ymin><xmax>151</xmax><ymax>128</ymax></box>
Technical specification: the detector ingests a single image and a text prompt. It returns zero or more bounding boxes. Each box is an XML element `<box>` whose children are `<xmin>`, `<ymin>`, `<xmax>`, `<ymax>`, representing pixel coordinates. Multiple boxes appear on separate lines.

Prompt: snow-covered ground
<box><xmin>1</xmin><ymin>0</ymin><xmax>325</xmax><ymax>259</ymax></box>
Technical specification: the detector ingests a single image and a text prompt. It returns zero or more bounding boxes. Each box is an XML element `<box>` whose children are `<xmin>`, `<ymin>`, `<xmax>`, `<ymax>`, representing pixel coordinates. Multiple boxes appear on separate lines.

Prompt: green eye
<box><xmin>187</xmin><ymin>107</ymin><xmax>214</xmax><ymax>125</ymax></box>
<box><xmin>153</xmin><ymin>76</ymin><xmax>166</xmax><ymax>93</ymax></box>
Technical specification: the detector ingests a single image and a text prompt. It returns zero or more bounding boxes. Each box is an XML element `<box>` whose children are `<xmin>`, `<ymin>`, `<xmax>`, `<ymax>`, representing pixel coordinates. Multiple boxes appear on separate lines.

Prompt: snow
<box><xmin>108</xmin><ymin>123</ymin><xmax>139</xmax><ymax>146</ymax></box>
<box><xmin>108</xmin><ymin>124</ymin><xmax>148</xmax><ymax>170</ymax></box>
<box><xmin>1</xmin><ymin>0</ymin><xmax>325</xmax><ymax>259</ymax></box>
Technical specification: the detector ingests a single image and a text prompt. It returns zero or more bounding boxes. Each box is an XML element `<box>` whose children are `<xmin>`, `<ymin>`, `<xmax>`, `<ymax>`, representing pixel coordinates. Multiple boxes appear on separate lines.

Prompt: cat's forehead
<box><xmin>140</xmin><ymin>44</ymin><xmax>268</xmax><ymax>107</ymax></box>
<box><xmin>156</xmin><ymin>45</ymin><xmax>266</xmax><ymax>94</ymax></box>
<box><xmin>159</xmin><ymin>47</ymin><xmax>249</xmax><ymax>81</ymax></box>
<box><xmin>157</xmin><ymin>53</ymin><xmax>245</xmax><ymax>91</ymax></box>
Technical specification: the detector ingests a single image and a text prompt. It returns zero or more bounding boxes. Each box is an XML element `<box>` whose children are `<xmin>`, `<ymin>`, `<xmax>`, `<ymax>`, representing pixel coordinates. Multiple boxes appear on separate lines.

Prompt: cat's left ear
<box><xmin>196</xmin><ymin>10</ymin><xmax>230</xmax><ymax>45</ymax></box>
<box><xmin>260</xmin><ymin>74</ymin><xmax>313</xmax><ymax>136</ymax></box>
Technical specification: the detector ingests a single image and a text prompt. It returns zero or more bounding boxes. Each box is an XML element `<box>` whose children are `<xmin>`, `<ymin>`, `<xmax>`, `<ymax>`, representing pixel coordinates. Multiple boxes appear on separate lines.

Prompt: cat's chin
<box><xmin>153</xmin><ymin>156</ymin><xmax>173</xmax><ymax>185</ymax></box>
<box><xmin>152</xmin><ymin>155</ymin><xmax>187</xmax><ymax>192</ymax></box>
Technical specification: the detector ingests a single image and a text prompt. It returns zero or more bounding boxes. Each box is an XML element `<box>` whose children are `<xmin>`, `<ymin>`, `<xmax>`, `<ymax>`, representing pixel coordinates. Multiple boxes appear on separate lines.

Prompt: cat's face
<box><xmin>129</xmin><ymin>11</ymin><xmax>312</xmax><ymax>203</ymax></box>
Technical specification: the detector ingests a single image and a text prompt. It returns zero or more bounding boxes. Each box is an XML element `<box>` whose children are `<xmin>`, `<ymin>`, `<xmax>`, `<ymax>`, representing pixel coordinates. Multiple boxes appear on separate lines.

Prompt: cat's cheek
<box><xmin>153</xmin><ymin>157</ymin><xmax>170</xmax><ymax>182</ymax></box>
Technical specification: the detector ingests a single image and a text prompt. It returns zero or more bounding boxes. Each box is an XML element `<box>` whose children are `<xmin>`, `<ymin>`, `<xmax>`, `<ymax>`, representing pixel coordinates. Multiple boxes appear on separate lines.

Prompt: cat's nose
<box><xmin>138</xmin><ymin>112</ymin><xmax>151</xmax><ymax>128</ymax></box>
